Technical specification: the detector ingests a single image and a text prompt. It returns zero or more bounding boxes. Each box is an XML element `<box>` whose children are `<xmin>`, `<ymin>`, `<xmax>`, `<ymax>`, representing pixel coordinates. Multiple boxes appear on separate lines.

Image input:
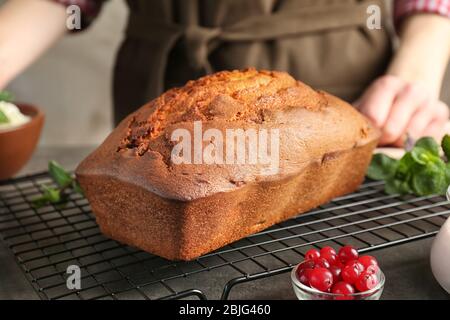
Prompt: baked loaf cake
<box><xmin>76</xmin><ymin>69</ymin><xmax>379</xmax><ymax>261</ymax></box>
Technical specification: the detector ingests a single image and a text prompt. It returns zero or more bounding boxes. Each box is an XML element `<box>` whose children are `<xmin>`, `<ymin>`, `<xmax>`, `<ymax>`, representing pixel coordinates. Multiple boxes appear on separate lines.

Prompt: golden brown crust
<box><xmin>117</xmin><ymin>69</ymin><xmax>325</xmax><ymax>152</ymax></box>
<box><xmin>77</xmin><ymin>68</ymin><xmax>378</xmax><ymax>201</ymax></box>
<box><xmin>76</xmin><ymin>69</ymin><xmax>380</xmax><ymax>261</ymax></box>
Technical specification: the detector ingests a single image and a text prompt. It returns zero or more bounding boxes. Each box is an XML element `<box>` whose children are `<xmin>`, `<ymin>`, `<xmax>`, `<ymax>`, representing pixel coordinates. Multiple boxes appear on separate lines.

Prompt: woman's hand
<box><xmin>356</xmin><ymin>75</ymin><xmax>449</xmax><ymax>146</ymax></box>
<box><xmin>356</xmin><ymin>14</ymin><xmax>450</xmax><ymax>147</ymax></box>
<box><xmin>0</xmin><ymin>0</ymin><xmax>67</xmax><ymax>90</ymax></box>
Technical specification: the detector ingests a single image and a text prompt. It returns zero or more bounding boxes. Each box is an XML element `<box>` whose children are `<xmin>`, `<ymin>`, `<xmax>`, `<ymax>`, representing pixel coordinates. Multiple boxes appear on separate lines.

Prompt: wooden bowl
<box><xmin>0</xmin><ymin>104</ymin><xmax>44</xmax><ymax>180</ymax></box>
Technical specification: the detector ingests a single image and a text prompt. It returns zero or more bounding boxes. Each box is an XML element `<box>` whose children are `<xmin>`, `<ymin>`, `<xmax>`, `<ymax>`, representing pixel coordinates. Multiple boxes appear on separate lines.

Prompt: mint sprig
<box><xmin>367</xmin><ymin>136</ymin><xmax>450</xmax><ymax>196</ymax></box>
<box><xmin>0</xmin><ymin>109</ymin><xmax>9</xmax><ymax>124</ymax></box>
<box><xmin>0</xmin><ymin>90</ymin><xmax>14</xmax><ymax>103</ymax></box>
<box><xmin>0</xmin><ymin>90</ymin><xmax>14</xmax><ymax>124</ymax></box>
<box><xmin>49</xmin><ymin>160</ymin><xmax>73</xmax><ymax>188</ymax></box>
<box><xmin>442</xmin><ymin>135</ymin><xmax>450</xmax><ymax>160</ymax></box>
<box><xmin>32</xmin><ymin>161</ymin><xmax>84</xmax><ymax>208</ymax></box>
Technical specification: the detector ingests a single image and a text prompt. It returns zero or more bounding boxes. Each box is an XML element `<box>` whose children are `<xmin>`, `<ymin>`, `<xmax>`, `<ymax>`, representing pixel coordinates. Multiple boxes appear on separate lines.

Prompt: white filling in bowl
<box><xmin>0</xmin><ymin>101</ymin><xmax>31</xmax><ymax>130</ymax></box>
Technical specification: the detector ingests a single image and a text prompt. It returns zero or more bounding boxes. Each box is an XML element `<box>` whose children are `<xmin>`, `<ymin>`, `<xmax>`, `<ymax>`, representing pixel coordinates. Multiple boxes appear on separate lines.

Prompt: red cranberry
<box><xmin>346</xmin><ymin>260</ymin><xmax>365</xmax><ymax>273</ymax></box>
<box><xmin>321</xmin><ymin>251</ymin><xmax>337</xmax><ymax>265</ymax></box>
<box><xmin>313</xmin><ymin>257</ymin><xmax>331</xmax><ymax>269</ymax></box>
<box><xmin>298</xmin><ymin>259</ymin><xmax>316</xmax><ymax>272</ymax></box>
<box><xmin>297</xmin><ymin>268</ymin><xmax>313</xmax><ymax>286</ymax></box>
<box><xmin>296</xmin><ymin>260</ymin><xmax>316</xmax><ymax>283</ymax></box>
<box><xmin>355</xmin><ymin>271</ymin><xmax>379</xmax><ymax>292</ymax></box>
<box><xmin>338</xmin><ymin>245</ymin><xmax>359</xmax><ymax>264</ymax></box>
<box><xmin>341</xmin><ymin>261</ymin><xmax>362</xmax><ymax>284</ymax></box>
<box><xmin>320</xmin><ymin>246</ymin><xmax>337</xmax><ymax>256</ymax></box>
<box><xmin>305</xmin><ymin>249</ymin><xmax>321</xmax><ymax>261</ymax></box>
<box><xmin>329</xmin><ymin>265</ymin><xmax>342</xmax><ymax>283</ymax></box>
<box><xmin>366</xmin><ymin>264</ymin><xmax>379</xmax><ymax>274</ymax></box>
<box><xmin>308</xmin><ymin>268</ymin><xmax>334</xmax><ymax>292</ymax></box>
<box><xmin>333</xmin><ymin>260</ymin><xmax>345</xmax><ymax>269</ymax></box>
<box><xmin>331</xmin><ymin>281</ymin><xmax>355</xmax><ymax>300</ymax></box>
<box><xmin>358</xmin><ymin>255</ymin><xmax>378</xmax><ymax>271</ymax></box>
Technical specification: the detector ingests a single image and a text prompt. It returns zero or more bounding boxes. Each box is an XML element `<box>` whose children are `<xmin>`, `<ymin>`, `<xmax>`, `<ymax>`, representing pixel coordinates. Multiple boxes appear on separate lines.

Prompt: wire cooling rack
<box><xmin>0</xmin><ymin>172</ymin><xmax>449</xmax><ymax>300</ymax></box>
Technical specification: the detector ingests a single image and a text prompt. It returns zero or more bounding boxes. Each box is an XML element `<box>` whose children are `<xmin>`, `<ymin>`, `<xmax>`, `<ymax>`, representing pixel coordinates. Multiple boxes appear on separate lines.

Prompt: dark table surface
<box><xmin>0</xmin><ymin>146</ymin><xmax>449</xmax><ymax>300</ymax></box>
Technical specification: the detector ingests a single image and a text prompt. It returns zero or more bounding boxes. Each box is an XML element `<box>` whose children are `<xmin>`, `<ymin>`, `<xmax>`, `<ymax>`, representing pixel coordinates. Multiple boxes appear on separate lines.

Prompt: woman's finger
<box><xmin>434</xmin><ymin>100</ymin><xmax>450</xmax><ymax>121</ymax></box>
<box><xmin>421</xmin><ymin>101</ymin><xmax>450</xmax><ymax>140</ymax></box>
<box><xmin>392</xmin><ymin>100</ymin><xmax>450</xmax><ymax>147</ymax></box>
<box><xmin>379</xmin><ymin>83</ymin><xmax>428</xmax><ymax>145</ymax></box>
<box><xmin>358</xmin><ymin>75</ymin><xmax>404</xmax><ymax>128</ymax></box>
<box><xmin>422</xmin><ymin>118</ymin><xmax>448</xmax><ymax>142</ymax></box>
<box><xmin>403</xmin><ymin>98</ymin><xmax>435</xmax><ymax>140</ymax></box>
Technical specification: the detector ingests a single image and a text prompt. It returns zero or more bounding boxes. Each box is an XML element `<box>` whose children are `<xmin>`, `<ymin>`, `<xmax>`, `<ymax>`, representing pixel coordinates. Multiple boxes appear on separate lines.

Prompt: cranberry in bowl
<box><xmin>291</xmin><ymin>246</ymin><xmax>385</xmax><ymax>300</ymax></box>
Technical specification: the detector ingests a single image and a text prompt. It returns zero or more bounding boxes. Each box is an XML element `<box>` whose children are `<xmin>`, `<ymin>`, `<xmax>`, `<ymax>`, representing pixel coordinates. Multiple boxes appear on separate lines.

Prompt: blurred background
<box><xmin>2</xmin><ymin>0</ymin><xmax>450</xmax><ymax>147</ymax></box>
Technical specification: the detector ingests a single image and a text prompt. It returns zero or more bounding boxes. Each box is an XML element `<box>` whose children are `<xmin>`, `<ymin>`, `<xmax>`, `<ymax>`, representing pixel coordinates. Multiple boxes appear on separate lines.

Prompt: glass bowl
<box><xmin>291</xmin><ymin>262</ymin><xmax>385</xmax><ymax>300</ymax></box>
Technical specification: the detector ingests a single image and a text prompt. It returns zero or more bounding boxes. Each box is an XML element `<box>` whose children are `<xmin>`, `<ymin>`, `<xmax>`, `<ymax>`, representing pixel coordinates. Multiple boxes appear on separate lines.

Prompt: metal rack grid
<box><xmin>0</xmin><ymin>172</ymin><xmax>448</xmax><ymax>300</ymax></box>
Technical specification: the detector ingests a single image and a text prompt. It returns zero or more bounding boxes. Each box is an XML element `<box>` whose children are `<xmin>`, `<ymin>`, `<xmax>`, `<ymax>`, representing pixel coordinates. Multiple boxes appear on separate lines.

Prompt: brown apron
<box><xmin>113</xmin><ymin>0</ymin><xmax>392</xmax><ymax>124</ymax></box>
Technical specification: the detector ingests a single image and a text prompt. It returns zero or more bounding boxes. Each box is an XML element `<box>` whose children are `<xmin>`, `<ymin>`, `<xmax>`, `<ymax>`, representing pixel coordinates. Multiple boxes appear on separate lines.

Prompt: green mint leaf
<box><xmin>367</xmin><ymin>135</ymin><xmax>450</xmax><ymax>196</ymax></box>
<box><xmin>367</xmin><ymin>154</ymin><xmax>398</xmax><ymax>180</ymax></box>
<box><xmin>33</xmin><ymin>162</ymin><xmax>83</xmax><ymax>208</ymax></box>
<box><xmin>415</xmin><ymin>137</ymin><xmax>440</xmax><ymax>156</ymax></box>
<box><xmin>72</xmin><ymin>180</ymin><xmax>84</xmax><ymax>196</ymax></box>
<box><xmin>411</xmin><ymin>147</ymin><xmax>436</xmax><ymax>165</ymax></box>
<box><xmin>31</xmin><ymin>185</ymin><xmax>61</xmax><ymax>208</ymax></box>
<box><xmin>0</xmin><ymin>109</ymin><xmax>9</xmax><ymax>124</ymax></box>
<box><xmin>42</xmin><ymin>185</ymin><xmax>61</xmax><ymax>203</ymax></box>
<box><xmin>48</xmin><ymin>161</ymin><xmax>73</xmax><ymax>188</ymax></box>
<box><xmin>31</xmin><ymin>195</ymin><xmax>51</xmax><ymax>208</ymax></box>
<box><xmin>442</xmin><ymin>135</ymin><xmax>450</xmax><ymax>160</ymax></box>
<box><xmin>411</xmin><ymin>163</ymin><xmax>446</xmax><ymax>196</ymax></box>
<box><xmin>432</xmin><ymin>158</ymin><xmax>448</xmax><ymax>195</ymax></box>
<box><xmin>0</xmin><ymin>90</ymin><xmax>15</xmax><ymax>123</ymax></box>
<box><xmin>385</xmin><ymin>178</ymin><xmax>412</xmax><ymax>195</ymax></box>
<box><xmin>33</xmin><ymin>162</ymin><xmax>82</xmax><ymax>208</ymax></box>
<box><xmin>445</xmin><ymin>163</ymin><xmax>450</xmax><ymax>186</ymax></box>
<box><xmin>0</xmin><ymin>90</ymin><xmax>14</xmax><ymax>103</ymax></box>
<box><xmin>396</xmin><ymin>152</ymin><xmax>414</xmax><ymax>178</ymax></box>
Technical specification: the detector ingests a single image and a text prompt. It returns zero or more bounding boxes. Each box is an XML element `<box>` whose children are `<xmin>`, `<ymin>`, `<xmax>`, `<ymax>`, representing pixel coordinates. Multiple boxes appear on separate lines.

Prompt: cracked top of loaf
<box><xmin>76</xmin><ymin>69</ymin><xmax>379</xmax><ymax>201</ymax></box>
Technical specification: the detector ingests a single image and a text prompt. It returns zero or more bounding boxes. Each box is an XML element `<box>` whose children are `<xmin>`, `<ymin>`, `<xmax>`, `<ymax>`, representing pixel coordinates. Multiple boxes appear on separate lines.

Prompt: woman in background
<box><xmin>0</xmin><ymin>0</ymin><xmax>449</xmax><ymax>146</ymax></box>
